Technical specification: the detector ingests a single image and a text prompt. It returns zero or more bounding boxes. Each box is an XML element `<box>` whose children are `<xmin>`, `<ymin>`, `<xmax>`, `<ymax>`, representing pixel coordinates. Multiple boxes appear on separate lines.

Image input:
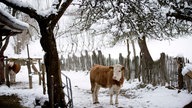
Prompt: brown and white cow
<box><xmin>90</xmin><ymin>64</ymin><xmax>125</xmax><ymax>105</ymax></box>
<box><xmin>6</xmin><ymin>61</ymin><xmax>21</xmax><ymax>83</ymax></box>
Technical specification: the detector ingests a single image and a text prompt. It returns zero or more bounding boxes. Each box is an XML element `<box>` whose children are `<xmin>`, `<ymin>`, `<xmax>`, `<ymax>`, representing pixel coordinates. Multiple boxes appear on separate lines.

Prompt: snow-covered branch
<box><xmin>1</xmin><ymin>0</ymin><xmax>73</xmax><ymax>30</ymax></box>
<box><xmin>0</xmin><ymin>0</ymin><xmax>40</xmax><ymax>20</ymax></box>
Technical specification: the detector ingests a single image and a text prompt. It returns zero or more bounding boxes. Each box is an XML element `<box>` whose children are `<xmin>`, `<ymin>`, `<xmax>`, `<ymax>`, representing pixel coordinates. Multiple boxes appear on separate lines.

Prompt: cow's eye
<box><xmin>119</xmin><ymin>70</ymin><xmax>121</xmax><ymax>72</ymax></box>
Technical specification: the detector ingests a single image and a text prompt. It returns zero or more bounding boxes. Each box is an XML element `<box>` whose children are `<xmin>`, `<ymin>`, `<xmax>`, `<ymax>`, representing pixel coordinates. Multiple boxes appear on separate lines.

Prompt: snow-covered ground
<box><xmin>0</xmin><ymin>67</ymin><xmax>192</xmax><ymax>108</ymax></box>
<box><xmin>65</xmin><ymin>71</ymin><xmax>192</xmax><ymax>108</ymax></box>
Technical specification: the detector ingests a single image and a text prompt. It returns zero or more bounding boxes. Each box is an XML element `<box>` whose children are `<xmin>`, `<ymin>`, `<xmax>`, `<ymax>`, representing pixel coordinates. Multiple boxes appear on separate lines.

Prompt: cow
<box><xmin>90</xmin><ymin>64</ymin><xmax>125</xmax><ymax>105</ymax></box>
<box><xmin>6</xmin><ymin>61</ymin><xmax>21</xmax><ymax>84</ymax></box>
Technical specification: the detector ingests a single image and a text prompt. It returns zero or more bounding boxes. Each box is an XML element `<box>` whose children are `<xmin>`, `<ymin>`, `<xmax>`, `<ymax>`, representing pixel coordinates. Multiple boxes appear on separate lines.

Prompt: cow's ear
<box><xmin>109</xmin><ymin>66</ymin><xmax>113</xmax><ymax>70</ymax></box>
<box><xmin>121</xmin><ymin>66</ymin><xmax>125</xmax><ymax>71</ymax></box>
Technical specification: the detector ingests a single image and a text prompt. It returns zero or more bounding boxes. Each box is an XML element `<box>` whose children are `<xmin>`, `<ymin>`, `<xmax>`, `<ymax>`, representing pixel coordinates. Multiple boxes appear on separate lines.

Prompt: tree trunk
<box><xmin>138</xmin><ymin>36</ymin><xmax>154</xmax><ymax>83</ymax></box>
<box><xmin>39</xmin><ymin>21</ymin><xmax>65</xmax><ymax>107</ymax></box>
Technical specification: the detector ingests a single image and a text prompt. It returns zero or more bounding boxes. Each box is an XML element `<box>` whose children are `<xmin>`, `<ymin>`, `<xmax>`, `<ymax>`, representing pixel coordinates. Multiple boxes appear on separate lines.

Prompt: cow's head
<box><xmin>110</xmin><ymin>64</ymin><xmax>124</xmax><ymax>81</ymax></box>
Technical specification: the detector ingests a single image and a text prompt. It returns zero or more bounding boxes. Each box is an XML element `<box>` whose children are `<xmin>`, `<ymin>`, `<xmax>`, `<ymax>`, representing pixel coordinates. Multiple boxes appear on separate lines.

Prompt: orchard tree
<box><xmin>77</xmin><ymin>0</ymin><xmax>192</xmax><ymax>83</ymax></box>
<box><xmin>0</xmin><ymin>0</ymin><xmax>73</xmax><ymax>107</ymax></box>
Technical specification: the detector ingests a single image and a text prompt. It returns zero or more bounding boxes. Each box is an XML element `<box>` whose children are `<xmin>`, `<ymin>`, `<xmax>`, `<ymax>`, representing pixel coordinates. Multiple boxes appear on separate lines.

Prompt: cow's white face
<box><xmin>8</xmin><ymin>61</ymin><xmax>14</xmax><ymax>67</ymax></box>
<box><xmin>112</xmin><ymin>64</ymin><xmax>124</xmax><ymax>81</ymax></box>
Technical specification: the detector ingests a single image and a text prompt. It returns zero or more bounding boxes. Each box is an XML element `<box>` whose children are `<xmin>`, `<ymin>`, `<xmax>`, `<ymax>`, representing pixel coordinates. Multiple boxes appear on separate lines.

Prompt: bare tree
<box><xmin>0</xmin><ymin>0</ymin><xmax>73</xmax><ymax>107</ymax></box>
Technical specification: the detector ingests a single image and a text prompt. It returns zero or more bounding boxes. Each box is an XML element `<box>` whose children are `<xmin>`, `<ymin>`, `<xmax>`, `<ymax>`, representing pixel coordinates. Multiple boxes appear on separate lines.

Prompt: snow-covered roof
<box><xmin>0</xmin><ymin>8</ymin><xmax>29</xmax><ymax>36</ymax></box>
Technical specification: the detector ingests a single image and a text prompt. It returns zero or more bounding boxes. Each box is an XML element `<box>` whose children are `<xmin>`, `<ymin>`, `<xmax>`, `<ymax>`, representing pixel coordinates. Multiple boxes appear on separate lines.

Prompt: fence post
<box><xmin>27</xmin><ymin>44</ymin><xmax>32</xmax><ymax>89</ymax></box>
<box><xmin>107</xmin><ymin>54</ymin><xmax>112</xmax><ymax>66</ymax></box>
<box><xmin>80</xmin><ymin>53</ymin><xmax>85</xmax><ymax>71</ymax></box>
<box><xmin>85</xmin><ymin>50</ymin><xmax>91</xmax><ymax>70</ymax></box>
<box><xmin>38</xmin><ymin>71</ymin><xmax>41</xmax><ymax>85</ymax></box>
<box><xmin>160</xmin><ymin>53</ymin><xmax>168</xmax><ymax>86</ymax></box>
<box><xmin>5</xmin><ymin>59</ymin><xmax>10</xmax><ymax>87</ymax></box>
<box><xmin>177</xmin><ymin>57</ymin><xmax>184</xmax><ymax>93</ymax></box>
<box><xmin>92</xmin><ymin>51</ymin><xmax>97</xmax><ymax>65</ymax></box>
<box><xmin>38</xmin><ymin>59</ymin><xmax>41</xmax><ymax>85</ymax></box>
<box><xmin>41</xmin><ymin>63</ymin><xmax>46</xmax><ymax>95</ymax></box>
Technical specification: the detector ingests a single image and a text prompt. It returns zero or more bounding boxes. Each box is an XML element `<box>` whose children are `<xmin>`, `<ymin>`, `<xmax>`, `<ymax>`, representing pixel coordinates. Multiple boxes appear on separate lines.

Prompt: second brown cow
<box><xmin>90</xmin><ymin>64</ymin><xmax>125</xmax><ymax>105</ymax></box>
<box><xmin>7</xmin><ymin>61</ymin><xmax>21</xmax><ymax>83</ymax></box>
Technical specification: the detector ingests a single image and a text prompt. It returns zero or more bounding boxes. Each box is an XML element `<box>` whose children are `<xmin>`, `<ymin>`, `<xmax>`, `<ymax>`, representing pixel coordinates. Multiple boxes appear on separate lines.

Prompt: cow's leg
<box><xmin>10</xmin><ymin>71</ymin><xmax>16</xmax><ymax>84</ymax></box>
<box><xmin>91</xmin><ymin>81</ymin><xmax>96</xmax><ymax>104</ymax></box>
<box><xmin>92</xmin><ymin>83</ymin><xmax>100</xmax><ymax>104</ymax></box>
<box><xmin>13</xmin><ymin>72</ymin><xmax>16</xmax><ymax>83</ymax></box>
<box><xmin>109</xmin><ymin>87</ymin><xmax>114</xmax><ymax>105</ymax></box>
<box><xmin>115</xmin><ymin>89</ymin><xmax>120</xmax><ymax>104</ymax></box>
<box><xmin>115</xmin><ymin>85</ymin><xmax>121</xmax><ymax>104</ymax></box>
<box><xmin>92</xmin><ymin>89</ymin><xmax>96</xmax><ymax>104</ymax></box>
<box><xmin>95</xmin><ymin>84</ymin><xmax>100</xmax><ymax>104</ymax></box>
<box><xmin>110</xmin><ymin>85</ymin><xmax>121</xmax><ymax>104</ymax></box>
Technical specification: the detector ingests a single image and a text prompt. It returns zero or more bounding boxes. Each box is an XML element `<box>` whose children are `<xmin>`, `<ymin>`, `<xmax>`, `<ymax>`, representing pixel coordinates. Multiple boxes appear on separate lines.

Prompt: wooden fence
<box><xmin>60</xmin><ymin>50</ymin><xmax>190</xmax><ymax>90</ymax></box>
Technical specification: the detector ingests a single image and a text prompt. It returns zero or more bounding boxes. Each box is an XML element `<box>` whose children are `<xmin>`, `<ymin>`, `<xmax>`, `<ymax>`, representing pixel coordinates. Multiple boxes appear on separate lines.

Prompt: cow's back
<box><xmin>90</xmin><ymin>64</ymin><xmax>113</xmax><ymax>88</ymax></box>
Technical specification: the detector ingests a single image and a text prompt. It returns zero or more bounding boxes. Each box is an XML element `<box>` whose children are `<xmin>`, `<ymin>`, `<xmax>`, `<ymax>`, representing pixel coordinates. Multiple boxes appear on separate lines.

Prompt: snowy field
<box><xmin>0</xmin><ymin>66</ymin><xmax>192</xmax><ymax>108</ymax></box>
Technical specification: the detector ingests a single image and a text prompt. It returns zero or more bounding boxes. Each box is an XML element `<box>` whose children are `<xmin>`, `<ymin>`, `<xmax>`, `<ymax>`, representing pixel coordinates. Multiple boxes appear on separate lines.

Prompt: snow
<box><xmin>182</xmin><ymin>63</ymin><xmax>192</xmax><ymax>76</ymax></box>
<box><xmin>64</xmin><ymin>71</ymin><xmax>192</xmax><ymax>108</ymax></box>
